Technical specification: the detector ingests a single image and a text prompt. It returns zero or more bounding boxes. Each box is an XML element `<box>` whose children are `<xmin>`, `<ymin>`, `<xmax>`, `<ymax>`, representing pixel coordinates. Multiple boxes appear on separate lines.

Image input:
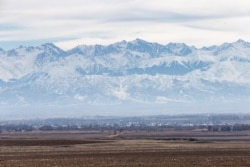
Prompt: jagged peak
<box><xmin>106</xmin><ymin>40</ymin><xmax>128</xmax><ymax>51</ymax></box>
<box><xmin>220</xmin><ymin>39</ymin><xmax>250</xmax><ymax>47</ymax></box>
<box><xmin>130</xmin><ymin>38</ymin><xmax>151</xmax><ymax>44</ymax></box>
<box><xmin>232</xmin><ymin>39</ymin><xmax>250</xmax><ymax>47</ymax></box>
<box><xmin>235</xmin><ymin>39</ymin><xmax>247</xmax><ymax>44</ymax></box>
<box><xmin>135</xmin><ymin>38</ymin><xmax>147</xmax><ymax>42</ymax></box>
<box><xmin>41</xmin><ymin>43</ymin><xmax>59</xmax><ymax>49</ymax></box>
<box><xmin>165</xmin><ymin>42</ymin><xmax>194</xmax><ymax>56</ymax></box>
<box><xmin>166</xmin><ymin>42</ymin><xmax>189</xmax><ymax>48</ymax></box>
<box><xmin>39</xmin><ymin>43</ymin><xmax>66</xmax><ymax>54</ymax></box>
<box><xmin>215</xmin><ymin>39</ymin><xmax>250</xmax><ymax>51</ymax></box>
<box><xmin>110</xmin><ymin>40</ymin><xmax>127</xmax><ymax>46</ymax></box>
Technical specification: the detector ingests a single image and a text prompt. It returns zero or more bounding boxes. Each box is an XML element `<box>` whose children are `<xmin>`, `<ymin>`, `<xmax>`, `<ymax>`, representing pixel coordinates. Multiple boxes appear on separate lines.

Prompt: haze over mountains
<box><xmin>0</xmin><ymin>39</ymin><xmax>250</xmax><ymax>118</ymax></box>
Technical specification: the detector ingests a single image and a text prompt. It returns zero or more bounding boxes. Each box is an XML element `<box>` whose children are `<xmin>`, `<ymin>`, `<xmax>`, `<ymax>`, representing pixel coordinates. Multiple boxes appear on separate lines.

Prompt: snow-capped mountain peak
<box><xmin>0</xmin><ymin>39</ymin><xmax>250</xmax><ymax>109</ymax></box>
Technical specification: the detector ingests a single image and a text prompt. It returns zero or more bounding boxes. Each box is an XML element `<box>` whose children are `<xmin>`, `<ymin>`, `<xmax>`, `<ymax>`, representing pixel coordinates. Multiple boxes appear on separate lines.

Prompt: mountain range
<box><xmin>0</xmin><ymin>39</ymin><xmax>250</xmax><ymax>117</ymax></box>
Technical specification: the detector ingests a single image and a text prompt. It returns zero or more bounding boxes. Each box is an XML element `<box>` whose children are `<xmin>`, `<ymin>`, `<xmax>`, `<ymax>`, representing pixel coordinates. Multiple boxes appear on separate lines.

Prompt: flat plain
<box><xmin>1</xmin><ymin>130</ymin><xmax>250</xmax><ymax>167</ymax></box>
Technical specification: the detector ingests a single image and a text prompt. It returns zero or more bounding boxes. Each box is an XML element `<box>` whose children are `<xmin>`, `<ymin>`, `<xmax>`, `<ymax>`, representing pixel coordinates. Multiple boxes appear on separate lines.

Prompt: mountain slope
<box><xmin>0</xmin><ymin>39</ymin><xmax>250</xmax><ymax>109</ymax></box>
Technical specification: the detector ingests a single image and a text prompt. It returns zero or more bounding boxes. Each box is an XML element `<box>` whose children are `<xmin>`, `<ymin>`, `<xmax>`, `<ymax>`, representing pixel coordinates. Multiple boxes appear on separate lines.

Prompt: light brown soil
<box><xmin>1</xmin><ymin>138</ymin><xmax>250</xmax><ymax>167</ymax></box>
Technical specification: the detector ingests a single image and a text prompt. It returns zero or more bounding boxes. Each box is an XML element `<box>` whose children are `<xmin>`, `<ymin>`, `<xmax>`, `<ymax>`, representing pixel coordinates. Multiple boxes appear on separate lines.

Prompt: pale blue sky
<box><xmin>1</xmin><ymin>0</ymin><xmax>250</xmax><ymax>50</ymax></box>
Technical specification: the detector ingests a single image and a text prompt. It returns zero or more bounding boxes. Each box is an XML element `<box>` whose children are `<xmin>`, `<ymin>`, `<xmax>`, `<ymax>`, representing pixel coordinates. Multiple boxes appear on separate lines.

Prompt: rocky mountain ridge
<box><xmin>0</xmin><ymin>39</ymin><xmax>250</xmax><ymax>106</ymax></box>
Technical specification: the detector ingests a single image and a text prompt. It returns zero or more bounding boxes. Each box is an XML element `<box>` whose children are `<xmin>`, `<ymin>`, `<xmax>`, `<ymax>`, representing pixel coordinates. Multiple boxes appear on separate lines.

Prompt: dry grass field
<box><xmin>1</xmin><ymin>131</ymin><xmax>250</xmax><ymax>167</ymax></box>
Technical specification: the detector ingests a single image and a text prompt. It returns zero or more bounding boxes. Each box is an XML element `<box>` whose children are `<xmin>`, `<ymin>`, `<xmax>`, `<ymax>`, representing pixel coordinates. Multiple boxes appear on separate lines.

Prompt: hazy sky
<box><xmin>1</xmin><ymin>0</ymin><xmax>250</xmax><ymax>50</ymax></box>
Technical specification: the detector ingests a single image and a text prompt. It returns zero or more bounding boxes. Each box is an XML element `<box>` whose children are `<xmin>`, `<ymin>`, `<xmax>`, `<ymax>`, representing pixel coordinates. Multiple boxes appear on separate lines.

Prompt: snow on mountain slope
<box><xmin>0</xmin><ymin>39</ymin><xmax>250</xmax><ymax>107</ymax></box>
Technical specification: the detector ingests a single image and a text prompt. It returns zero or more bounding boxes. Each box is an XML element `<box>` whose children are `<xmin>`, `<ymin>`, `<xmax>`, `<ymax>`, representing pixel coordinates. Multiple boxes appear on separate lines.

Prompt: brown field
<box><xmin>1</xmin><ymin>130</ymin><xmax>250</xmax><ymax>167</ymax></box>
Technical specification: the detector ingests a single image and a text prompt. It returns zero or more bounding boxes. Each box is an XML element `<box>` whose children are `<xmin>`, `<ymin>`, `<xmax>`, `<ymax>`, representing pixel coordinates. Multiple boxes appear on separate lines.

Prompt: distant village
<box><xmin>1</xmin><ymin>114</ymin><xmax>250</xmax><ymax>133</ymax></box>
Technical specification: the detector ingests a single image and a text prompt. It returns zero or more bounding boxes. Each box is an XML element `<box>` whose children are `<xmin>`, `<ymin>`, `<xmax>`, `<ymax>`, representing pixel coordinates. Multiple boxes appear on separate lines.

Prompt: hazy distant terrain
<box><xmin>0</xmin><ymin>39</ymin><xmax>250</xmax><ymax>118</ymax></box>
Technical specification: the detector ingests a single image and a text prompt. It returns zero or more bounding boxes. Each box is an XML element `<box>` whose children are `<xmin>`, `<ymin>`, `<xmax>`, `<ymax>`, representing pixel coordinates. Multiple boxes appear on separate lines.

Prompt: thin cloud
<box><xmin>1</xmin><ymin>0</ymin><xmax>250</xmax><ymax>49</ymax></box>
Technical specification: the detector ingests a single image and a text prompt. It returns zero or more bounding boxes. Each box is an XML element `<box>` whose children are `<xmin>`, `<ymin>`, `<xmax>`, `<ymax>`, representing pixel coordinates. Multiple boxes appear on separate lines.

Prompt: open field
<box><xmin>1</xmin><ymin>130</ymin><xmax>250</xmax><ymax>166</ymax></box>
